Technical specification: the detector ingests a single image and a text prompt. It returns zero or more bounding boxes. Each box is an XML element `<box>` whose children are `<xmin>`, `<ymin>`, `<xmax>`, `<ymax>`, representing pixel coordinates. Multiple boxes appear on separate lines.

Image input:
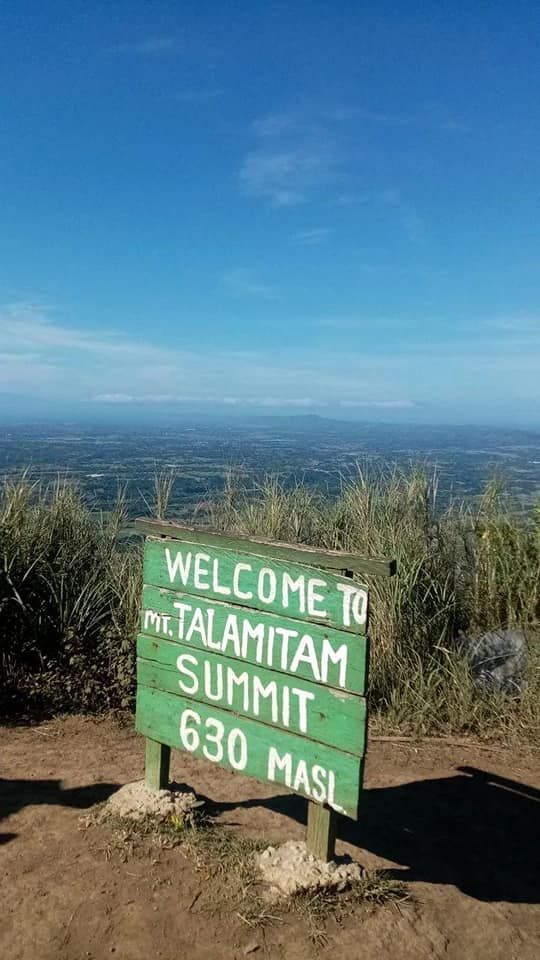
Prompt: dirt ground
<box><xmin>1</xmin><ymin>716</ymin><xmax>539</xmax><ymax>960</ymax></box>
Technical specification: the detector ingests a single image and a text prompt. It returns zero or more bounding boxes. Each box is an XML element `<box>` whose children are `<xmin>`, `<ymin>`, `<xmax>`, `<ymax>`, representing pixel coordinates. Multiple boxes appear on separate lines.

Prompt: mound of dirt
<box><xmin>257</xmin><ymin>840</ymin><xmax>365</xmax><ymax>897</ymax></box>
<box><xmin>100</xmin><ymin>780</ymin><xmax>202</xmax><ymax>821</ymax></box>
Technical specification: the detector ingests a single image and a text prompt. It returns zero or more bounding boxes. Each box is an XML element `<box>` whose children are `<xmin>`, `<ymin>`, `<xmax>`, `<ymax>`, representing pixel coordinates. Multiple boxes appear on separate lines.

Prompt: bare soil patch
<box><xmin>1</xmin><ymin>716</ymin><xmax>539</xmax><ymax>959</ymax></box>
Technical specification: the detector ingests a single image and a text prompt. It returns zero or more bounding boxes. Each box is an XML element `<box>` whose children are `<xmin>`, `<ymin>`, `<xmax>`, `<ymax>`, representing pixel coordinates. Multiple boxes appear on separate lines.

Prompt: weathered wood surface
<box><xmin>137</xmin><ymin>636</ymin><xmax>367</xmax><ymax>755</ymax></box>
<box><xmin>143</xmin><ymin>538</ymin><xmax>369</xmax><ymax>633</ymax></box>
<box><xmin>145</xmin><ymin>738</ymin><xmax>171</xmax><ymax>790</ymax></box>
<box><xmin>137</xmin><ymin>530</ymin><xmax>373</xmax><ymax>824</ymax></box>
<box><xmin>307</xmin><ymin>801</ymin><xmax>337</xmax><ymax>861</ymax></box>
<box><xmin>140</xmin><ymin>584</ymin><xmax>369</xmax><ymax>694</ymax></box>
<box><xmin>135</xmin><ymin>518</ymin><xmax>396</xmax><ymax>577</ymax></box>
<box><xmin>136</xmin><ymin>684</ymin><xmax>363</xmax><ymax>818</ymax></box>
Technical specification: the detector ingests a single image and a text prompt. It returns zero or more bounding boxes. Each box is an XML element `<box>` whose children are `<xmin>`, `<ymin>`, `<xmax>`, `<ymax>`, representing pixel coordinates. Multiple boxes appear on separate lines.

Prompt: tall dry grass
<box><xmin>1</xmin><ymin>468</ymin><xmax>538</xmax><ymax>739</ymax></box>
<box><xmin>209</xmin><ymin>469</ymin><xmax>540</xmax><ymax>739</ymax></box>
<box><xmin>0</xmin><ymin>476</ymin><xmax>140</xmax><ymax>712</ymax></box>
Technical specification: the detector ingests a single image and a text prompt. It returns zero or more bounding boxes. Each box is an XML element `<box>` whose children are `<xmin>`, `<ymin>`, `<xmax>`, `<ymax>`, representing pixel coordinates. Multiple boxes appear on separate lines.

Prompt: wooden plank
<box><xmin>136</xmin><ymin>685</ymin><xmax>363</xmax><ymax>819</ymax></box>
<box><xmin>143</xmin><ymin>538</ymin><xmax>369</xmax><ymax>634</ymax></box>
<box><xmin>140</xmin><ymin>584</ymin><xmax>368</xmax><ymax>695</ymax></box>
<box><xmin>306</xmin><ymin>802</ymin><xmax>337</xmax><ymax>861</ymax></box>
<box><xmin>145</xmin><ymin>738</ymin><xmax>170</xmax><ymax>790</ymax></box>
<box><xmin>137</xmin><ymin>637</ymin><xmax>367</xmax><ymax>755</ymax></box>
<box><xmin>135</xmin><ymin>518</ymin><xmax>396</xmax><ymax>577</ymax></box>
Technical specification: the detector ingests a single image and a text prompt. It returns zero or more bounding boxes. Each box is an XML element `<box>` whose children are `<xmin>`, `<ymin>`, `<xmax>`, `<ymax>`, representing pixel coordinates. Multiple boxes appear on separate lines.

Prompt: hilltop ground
<box><xmin>1</xmin><ymin>716</ymin><xmax>538</xmax><ymax>960</ymax></box>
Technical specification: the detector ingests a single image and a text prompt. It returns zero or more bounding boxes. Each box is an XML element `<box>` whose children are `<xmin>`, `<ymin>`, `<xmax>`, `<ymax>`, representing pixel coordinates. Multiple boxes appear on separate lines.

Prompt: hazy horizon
<box><xmin>2</xmin><ymin>401</ymin><xmax>540</xmax><ymax>434</ymax></box>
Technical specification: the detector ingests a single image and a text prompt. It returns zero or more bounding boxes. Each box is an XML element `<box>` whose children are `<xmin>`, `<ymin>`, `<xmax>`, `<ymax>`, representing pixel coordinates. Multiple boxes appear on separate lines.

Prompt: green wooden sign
<box><xmin>134</xmin><ymin>522</ymin><xmax>392</xmax><ymax>854</ymax></box>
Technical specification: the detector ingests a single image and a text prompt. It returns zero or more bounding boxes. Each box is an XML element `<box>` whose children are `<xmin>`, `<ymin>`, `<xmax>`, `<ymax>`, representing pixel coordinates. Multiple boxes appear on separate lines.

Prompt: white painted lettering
<box><xmin>291</xmin><ymin>687</ymin><xmax>315</xmax><ymax>734</ymax></box>
<box><xmin>232</xmin><ymin>561</ymin><xmax>253</xmax><ymax>601</ymax></box>
<box><xmin>282</xmin><ymin>573</ymin><xmax>305</xmax><ymax>612</ymax></box>
<box><xmin>212</xmin><ymin>557</ymin><xmax>231</xmax><ymax>596</ymax></box>
<box><xmin>337</xmin><ymin>582</ymin><xmax>368</xmax><ymax>628</ymax></box>
<box><xmin>241</xmin><ymin>620</ymin><xmax>265</xmax><ymax>662</ymax></box>
<box><xmin>327</xmin><ymin>770</ymin><xmax>336</xmax><ymax>805</ymax></box>
<box><xmin>311</xmin><ymin>765</ymin><xmax>327</xmax><ymax>802</ymax></box>
<box><xmin>176</xmin><ymin>653</ymin><xmax>199</xmax><ymax>694</ymax></box>
<box><xmin>206</xmin><ymin>608</ymin><xmax>215</xmax><ymax>648</ymax></box>
<box><xmin>252</xmin><ymin>677</ymin><xmax>278</xmax><ymax>722</ymax></box>
<box><xmin>281</xmin><ymin>684</ymin><xmax>290</xmax><ymax>727</ymax></box>
<box><xmin>307</xmin><ymin>577</ymin><xmax>328</xmax><ymax>618</ymax></box>
<box><xmin>221</xmin><ymin>613</ymin><xmax>241</xmax><ymax>657</ymax></box>
<box><xmin>203</xmin><ymin>660</ymin><xmax>223</xmax><ymax>701</ymax></box>
<box><xmin>276</xmin><ymin>627</ymin><xmax>297</xmax><ymax>670</ymax></box>
<box><xmin>267</xmin><ymin>747</ymin><xmax>292</xmax><ymax>786</ymax></box>
<box><xmin>257</xmin><ymin>567</ymin><xmax>277</xmax><ymax>604</ymax></box>
<box><xmin>185</xmin><ymin>606</ymin><xmax>207</xmax><ymax>645</ymax></box>
<box><xmin>193</xmin><ymin>552</ymin><xmax>210</xmax><ymax>590</ymax></box>
<box><xmin>143</xmin><ymin>609</ymin><xmax>168</xmax><ymax>635</ymax></box>
<box><xmin>227</xmin><ymin>668</ymin><xmax>250</xmax><ymax>711</ymax></box>
<box><xmin>266</xmin><ymin>625</ymin><xmax>275</xmax><ymax>667</ymax></box>
<box><xmin>289</xmin><ymin>635</ymin><xmax>321</xmax><ymax>681</ymax></box>
<box><xmin>352</xmin><ymin>588</ymin><xmax>368</xmax><ymax>627</ymax></box>
<box><xmin>165</xmin><ymin>548</ymin><xmax>192</xmax><ymax>586</ymax></box>
<box><xmin>321</xmin><ymin>638</ymin><xmax>349</xmax><ymax>688</ymax></box>
<box><xmin>337</xmin><ymin>582</ymin><xmax>356</xmax><ymax>627</ymax></box>
<box><xmin>173</xmin><ymin>601</ymin><xmax>193</xmax><ymax>641</ymax></box>
<box><xmin>293</xmin><ymin>759</ymin><xmax>311</xmax><ymax>793</ymax></box>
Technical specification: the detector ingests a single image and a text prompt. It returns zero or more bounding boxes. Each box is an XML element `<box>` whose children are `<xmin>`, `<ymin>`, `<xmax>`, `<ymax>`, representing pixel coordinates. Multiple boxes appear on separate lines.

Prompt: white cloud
<box><xmin>240</xmin><ymin>105</ymin><xmax>436</xmax><ymax>240</ymax></box>
<box><xmin>339</xmin><ymin>399</ymin><xmax>415</xmax><ymax>409</ymax></box>
<box><xmin>2</xmin><ymin>302</ymin><xmax>539</xmax><ymax>415</ymax></box>
<box><xmin>240</xmin><ymin>151</ymin><xmax>317</xmax><ymax>206</ymax></box>
<box><xmin>93</xmin><ymin>393</ymin><xmax>318</xmax><ymax>408</ymax></box>
<box><xmin>240</xmin><ymin>111</ymin><xmax>337</xmax><ymax>207</ymax></box>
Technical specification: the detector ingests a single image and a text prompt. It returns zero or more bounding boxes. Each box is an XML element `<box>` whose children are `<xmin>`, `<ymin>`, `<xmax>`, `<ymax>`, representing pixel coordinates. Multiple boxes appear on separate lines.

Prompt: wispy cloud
<box><xmin>329</xmin><ymin>105</ymin><xmax>466</xmax><ymax>133</ymax></box>
<box><xmin>240</xmin><ymin>111</ymin><xmax>337</xmax><ymax>206</ymax></box>
<box><xmin>240</xmin><ymin>150</ymin><xmax>330</xmax><ymax>207</ymax></box>
<box><xmin>339</xmin><ymin>399</ymin><xmax>415</xmax><ymax>409</ymax></box>
<box><xmin>294</xmin><ymin>228</ymin><xmax>333</xmax><ymax>246</ymax></box>
<box><xmin>240</xmin><ymin>101</ymin><xmax>462</xmax><ymax>212</ymax></box>
<box><xmin>0</xmin><ymin>302</ymin><xmax>161</xmax><ymax>357</ymax></box>
<box><xmin>221</xmin><ymin>268</ymin><xmax>277</xmax><ymax>299</ymax></box>
<box><xmin>2</xmin><ymin>302</ymin><xmax>538</xmax><ymax>416</ymax></box>
<box><xmin>0</xmin><ymin>302</ymin><xmax>416</xmax><ymax>409</ymax></box>
<box><xmin>93</xmin><ymin>393</ymin><xmax>317</xmax><ymax>408</ymax></box>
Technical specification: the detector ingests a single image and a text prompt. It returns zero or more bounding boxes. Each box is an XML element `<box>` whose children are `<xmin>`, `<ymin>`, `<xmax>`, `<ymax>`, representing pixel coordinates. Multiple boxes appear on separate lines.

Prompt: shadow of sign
<box><xmin>0</xmin><ymin>778</ymin><xmax>119</xmax><ymax>845</ymax></box>
<box><xmin>206</xmin><ymin>765</ymin><xmax>540</xmax><ymax>904</ymax></box>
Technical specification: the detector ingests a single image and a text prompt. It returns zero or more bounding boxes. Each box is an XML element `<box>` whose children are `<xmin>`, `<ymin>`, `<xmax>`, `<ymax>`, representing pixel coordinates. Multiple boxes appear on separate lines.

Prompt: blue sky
<box><xmin>1</xmin><ymin>1</ymin><xmax>540</xmax><ymax>425</ymax></box>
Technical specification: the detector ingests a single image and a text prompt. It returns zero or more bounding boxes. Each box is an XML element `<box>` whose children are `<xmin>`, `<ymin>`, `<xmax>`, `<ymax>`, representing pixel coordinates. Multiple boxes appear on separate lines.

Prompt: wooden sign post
<box><xmin>134</xmin><ymin>519</ymin><xmax>395</xmax><ymax>860</ymax></box>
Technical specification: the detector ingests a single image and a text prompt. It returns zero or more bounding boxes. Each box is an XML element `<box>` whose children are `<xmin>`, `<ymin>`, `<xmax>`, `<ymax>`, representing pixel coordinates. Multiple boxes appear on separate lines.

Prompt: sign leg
<box><xmin>306</xmin><ymin>801</ymin><xmax>337</xmax><ymax>861</ymax></box>
<box><xmin>145</xmin><ymin>738</ymin><xmax>171</xmax><ymax>790</ymax></box>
